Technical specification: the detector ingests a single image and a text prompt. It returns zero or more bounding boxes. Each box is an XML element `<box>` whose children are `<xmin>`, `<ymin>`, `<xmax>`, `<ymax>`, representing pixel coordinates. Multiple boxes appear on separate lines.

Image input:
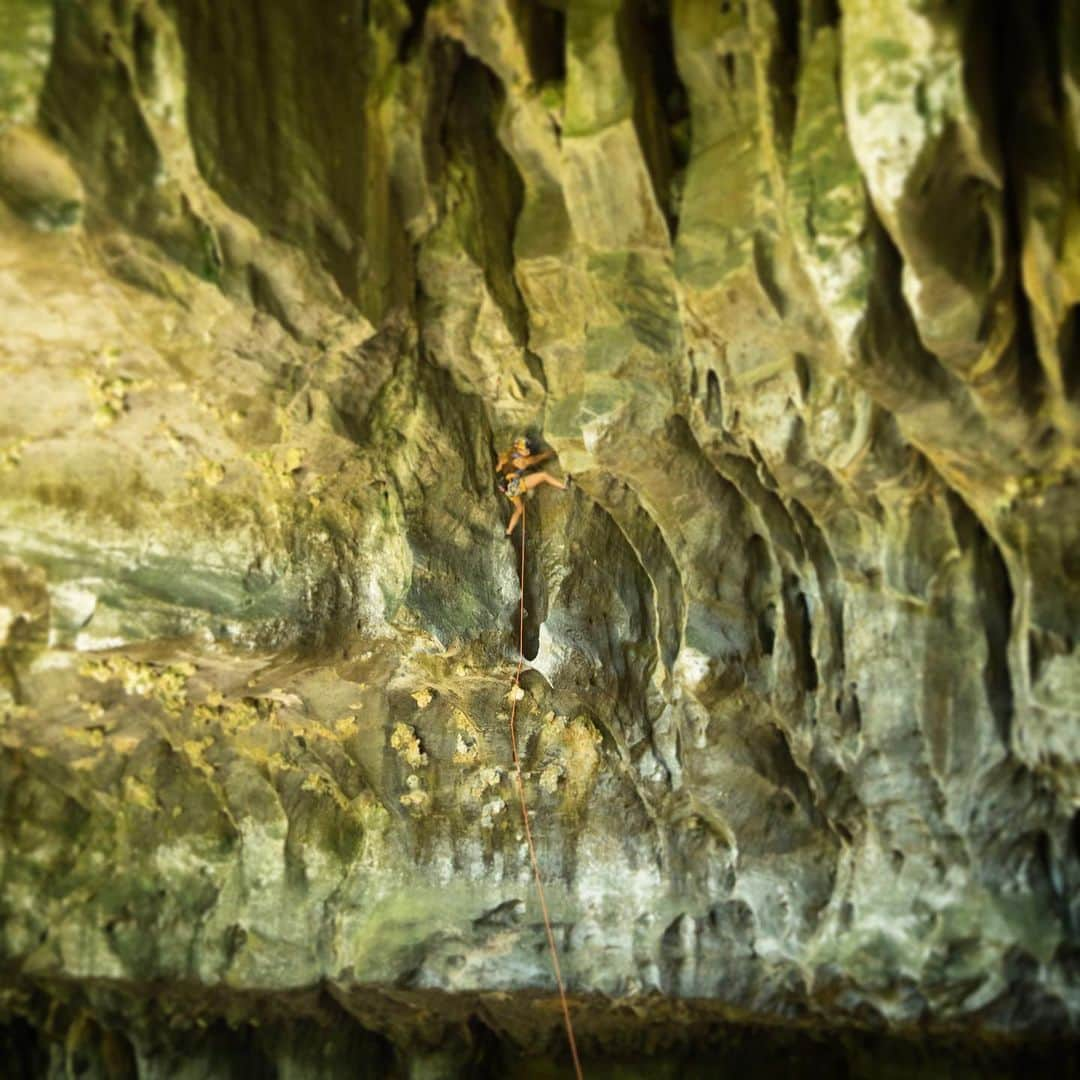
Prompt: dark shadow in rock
<box><xmin>514</xmin><ymin>519</ymin><xmax>543</xmax><ymax>663</ymax></box>
<box><xmin>441</xmin><ymin>55</ymin><xmax>528</xmax><ymax>344</ymax></box>
<box><xmin>617</xmin><ymin>0</ymin><xmax>688</xmax><ymax>237</ymax></box>
<box><xmin>781</xmin><ymin>576</ymin><xmax>818</xmax><ymax>693</ymax></box>
<box><xmin>744</xmin><ymin>533</ymin><xmax>779</xmax><ymax>659</ymax></box>
<box><xmin>514</xmin><ymin>0</ymin><xmax>565</xmax><ymax>86</ymax></box>
<box><xmin>396</xmin><ymin>0</ymin><xmax>432</xmax><ymax>63</ymax></box>
<box><xmin>766</xmin><ymin>0</ymin><xmax>800</xmax><ymax>159</ymax></box>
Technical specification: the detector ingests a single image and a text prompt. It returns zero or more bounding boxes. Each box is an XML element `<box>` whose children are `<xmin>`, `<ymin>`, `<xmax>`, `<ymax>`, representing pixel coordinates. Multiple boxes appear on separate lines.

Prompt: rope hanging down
<box><xmin>507</xmin><ymin>502</ymin><xmax>584</xmax><ymax>1080</ymax></box>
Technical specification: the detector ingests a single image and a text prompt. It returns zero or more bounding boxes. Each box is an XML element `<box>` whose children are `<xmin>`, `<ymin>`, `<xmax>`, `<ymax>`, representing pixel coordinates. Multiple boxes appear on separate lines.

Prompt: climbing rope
<box><xmin>507</xmin><ymin>502</ymin><xmax>584</xmax><ymax>1080</ymax></box>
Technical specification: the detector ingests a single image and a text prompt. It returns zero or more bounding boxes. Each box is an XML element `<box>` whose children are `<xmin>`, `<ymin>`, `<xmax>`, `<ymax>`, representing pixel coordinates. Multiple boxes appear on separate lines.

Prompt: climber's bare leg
<box><xmin>505</xmin><ymin>496</ymin><xmax>524</xmax><ymax>535</ymax></box>
<box><xmin>522</xmin><ymin>471</ymin><xmax>566</xmax><ymax>492</ymax></box>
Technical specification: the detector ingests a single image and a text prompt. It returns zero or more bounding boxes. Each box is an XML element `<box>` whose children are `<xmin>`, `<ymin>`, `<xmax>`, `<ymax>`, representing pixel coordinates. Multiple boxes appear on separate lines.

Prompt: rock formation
<box><xmin>1</xmin><ymin>0</ymin><xmax>1077</xmax><ymax>1074</ymax></box>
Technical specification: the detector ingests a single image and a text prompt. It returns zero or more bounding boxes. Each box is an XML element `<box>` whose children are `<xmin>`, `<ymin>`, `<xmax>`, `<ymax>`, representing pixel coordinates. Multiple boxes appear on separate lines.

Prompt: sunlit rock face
<box><xmin>1</xmin><ymin>0</ymin><xmax>1078</xmax><ymax>1073</ymax></box>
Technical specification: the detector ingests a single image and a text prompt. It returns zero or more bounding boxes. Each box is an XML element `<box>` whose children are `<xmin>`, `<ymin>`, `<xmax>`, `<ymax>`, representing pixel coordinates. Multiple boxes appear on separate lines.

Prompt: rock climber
<box><xmin>497</xmin><ymin>436</ymin><xmax>567</xmax><ymax>535</ymax></box>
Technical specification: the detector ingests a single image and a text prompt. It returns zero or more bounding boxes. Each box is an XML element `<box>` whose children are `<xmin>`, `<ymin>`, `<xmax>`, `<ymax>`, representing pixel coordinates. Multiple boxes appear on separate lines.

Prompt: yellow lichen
<box><xmin>63</xmin><ymin>725</ymin><xmax>104</xmax><ymax>748</ymax></box>
<box><xmin>453</xmin><ymin>732</ymin><xmax>479</xmax><ymax>765</ymax></box>
<box><xmin>192</xmin><ymin>704</ymin><xmax>217</xmax><ymax>726</ymax></box>
<box><xmin>123</xmin><ymin>776</ymin><xmax>157</xmax><ymax>811</ymax></box>
<box><xmin>399</xmin><ymin>774</ymin><xmax>429</xmax><ymax>814</ymax></box>
<box><xmin>83</xmin><ymin>369</ymin><xmax>151</xmax><ymax>426</ymax></box>
<box><xmin>79</xmin><ymin>657</ymin><xmax>194</xmax><ymax>715</ymax></box>
<box><xmin>452</xmin><ymin>706</ymin><xmax>481</xmax><ymax>764</ymax></box>
<box><xmin>390</xmin><ymin>722</ymin><xmax>428</xmax><ymax>767</ymax></box>
<box><xmin>0</xmin><ymin>438</ymin><xmax>28</xmax><ymax>470</ymax></box>
<box><xmin>539</xmin><ymin>762</ymin><xmax>564</xmax><ymax>794</ymax></box>
<box><xmin>249</xmin><ymin>445</ymin><xmax>307</xmax><ymax>489</ymax></box>
<box><xmin>187</xmin><ymin>458</ymin><xmax>226</xmax><ymax>488</ymax></box>
<box><xmin>214</xmin><ymin>698</ymin><xmax>261</xmax><ymax>735</ymax></box>
<box><xmin>462</xmin><ymin>765</ymin><xmax>502</xmax><ymax>803</ymax></box>
<box><xmin>182</xmin><ymin>736</ymin><xmax>215</xmax><ymax>777</ymax></box>
<box><xmin>301</xmin><ymin>771</ymin><xmax>350</xmax><ymax>810</ymax></box>
<box><xmin>335</xmin><ymin>714</ymin><xmax>359</xmax><ymax>736</ymax></box>
<box><xmin>533</xmin><ymin>714</ymin><xmax>602</xmax><ymax>809</ymax></box>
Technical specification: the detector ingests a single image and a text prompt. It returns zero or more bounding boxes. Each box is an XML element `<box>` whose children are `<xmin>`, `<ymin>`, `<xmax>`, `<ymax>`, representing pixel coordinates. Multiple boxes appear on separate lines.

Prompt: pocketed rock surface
<box><xmin>1</xmin><ymin>0</ymin><xmax>1078</xmax><ymax>1075</ymax></box>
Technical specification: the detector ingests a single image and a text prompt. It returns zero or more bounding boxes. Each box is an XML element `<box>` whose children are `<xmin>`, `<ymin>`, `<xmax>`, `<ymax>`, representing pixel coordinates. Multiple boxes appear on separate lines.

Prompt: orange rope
<box><xmin>508</xmin><ymin>501</ymin><xmax>584</xmax><ymax>1079</ymax></box>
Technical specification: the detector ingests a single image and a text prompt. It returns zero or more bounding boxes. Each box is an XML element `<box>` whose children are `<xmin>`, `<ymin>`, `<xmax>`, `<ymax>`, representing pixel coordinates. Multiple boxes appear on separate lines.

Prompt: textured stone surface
<box><xmin>1</xmin><ymin>0</ymin><xmax>1078</xmax><ymax>1074</ymax></box>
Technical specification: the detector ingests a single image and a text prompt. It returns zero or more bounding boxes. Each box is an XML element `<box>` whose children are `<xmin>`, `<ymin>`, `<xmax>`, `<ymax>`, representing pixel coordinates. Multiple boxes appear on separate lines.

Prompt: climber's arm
<box><xmin>517</xmin><ymin>450</ymin><xmax>553</xmax><ymax>469</ymax></box>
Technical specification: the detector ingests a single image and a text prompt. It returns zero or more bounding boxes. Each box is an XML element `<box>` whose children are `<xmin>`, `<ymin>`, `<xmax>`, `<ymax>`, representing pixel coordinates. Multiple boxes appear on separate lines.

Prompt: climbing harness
<box><xmin>508</xmin><ymin>502</ymin><xmax>584</xmax><ymax>1080</ymax></box>
<box><xmin>504</xmin><ymin>472</ymin><xmax>525</xmax><ymax>498</ymax></box>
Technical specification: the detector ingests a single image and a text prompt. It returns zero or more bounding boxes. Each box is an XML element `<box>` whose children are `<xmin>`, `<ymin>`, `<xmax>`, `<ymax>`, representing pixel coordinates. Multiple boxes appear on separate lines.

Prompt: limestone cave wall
<box><xmin>0</xmin><ymin>0</ymin><xmax>1078</xmax><ymax>1074</ymax></box>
